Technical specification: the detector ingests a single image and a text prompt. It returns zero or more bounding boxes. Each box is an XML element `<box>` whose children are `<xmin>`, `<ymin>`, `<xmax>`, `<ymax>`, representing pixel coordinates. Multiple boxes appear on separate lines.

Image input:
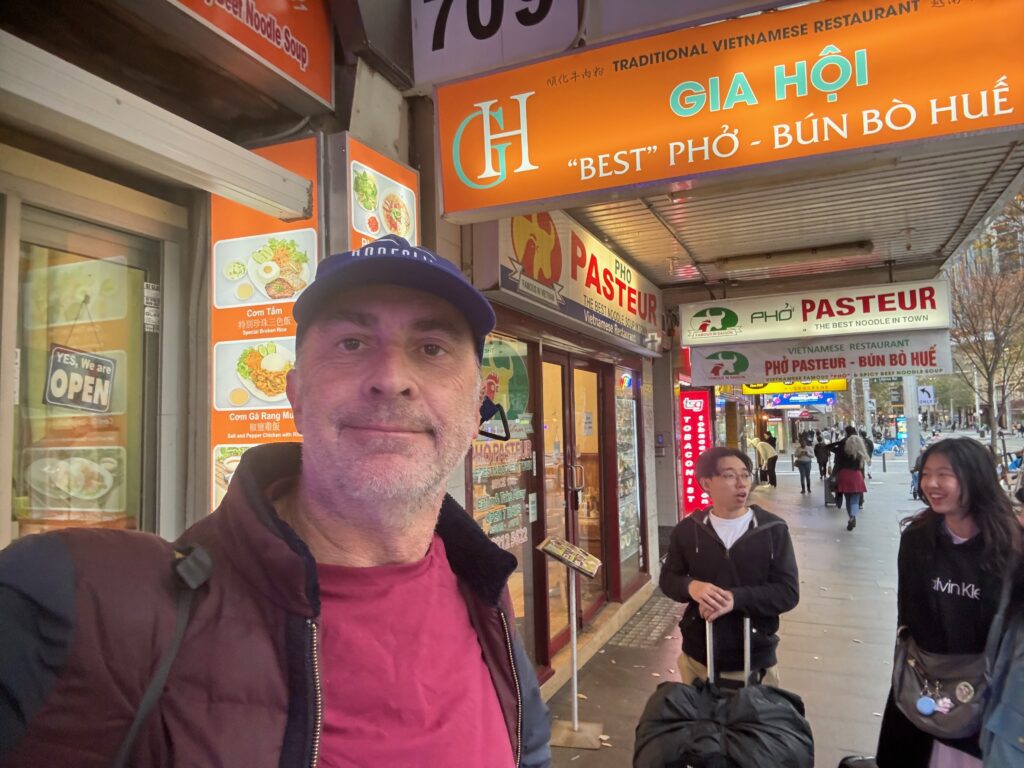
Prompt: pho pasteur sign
<box><xmin>496</xmin><ymin>210</ymin><xmax>662</xmax><ymax>350</ymax></box>
<box><xmin>434</xmin><ymin>0</ymin><xmax>1024</xmax><ymax>221</ymax></box>
<box><xmin>681</xmin><ymin>279</ymin><xmax>950</xmax><ymax>346</ymax></box>
<box><xmin>689</xmin><ymin>329</ymin><xmax>952</xmax><ymax>386</ymax></box>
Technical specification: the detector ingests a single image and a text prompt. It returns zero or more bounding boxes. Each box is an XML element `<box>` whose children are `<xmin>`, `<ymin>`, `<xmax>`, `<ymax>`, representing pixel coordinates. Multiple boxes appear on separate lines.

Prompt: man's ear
<box><xmin>697</xmin><ymin>476</ymin><xmax>710</xmax><ymax>493</ymax></box>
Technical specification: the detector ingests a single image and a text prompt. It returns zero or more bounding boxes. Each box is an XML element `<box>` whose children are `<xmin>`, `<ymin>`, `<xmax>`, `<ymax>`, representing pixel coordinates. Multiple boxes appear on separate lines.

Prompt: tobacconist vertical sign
<box><xmin>209</xmin><ymin>137</ymin><xmax>319</xmax><ymax>511</ymax></box>
<box><xmin>679</xmin><ymin>388</ymin><xmax>713</xmax><ymax>517</ymax></box>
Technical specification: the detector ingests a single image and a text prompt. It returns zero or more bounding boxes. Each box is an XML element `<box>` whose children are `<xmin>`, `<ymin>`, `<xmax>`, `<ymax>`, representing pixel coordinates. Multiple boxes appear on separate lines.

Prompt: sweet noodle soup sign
<box><xmin>681</xmin><ymin>279</ymin><xmax>950</xmax><ymax>346</ymax></box>
<box><xmin>44</xmin><ymin>346</ymin><xmax>116</xmax><ymax>414</ymax></box>
<box><xmin>689</xmin><ymin>329</ymin><xmax>952</xmax><ymax>386</ymax></box>
<box><xmin>497</xmin><ymin>210</ymin><xmax>661</xmax><ymax>348</ymax></box>
<box><xmin>435</xmin><ymin>0</ymin><xmax>1024</xmax><ymax>219</ymax></box>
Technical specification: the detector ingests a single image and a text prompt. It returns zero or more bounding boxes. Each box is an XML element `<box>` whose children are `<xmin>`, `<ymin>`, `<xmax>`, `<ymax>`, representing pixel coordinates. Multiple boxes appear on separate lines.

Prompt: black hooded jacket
<box><xmin>659</xmin><ymin>505</ymin><xmax>800</xmax><ymax>672</ymax></box>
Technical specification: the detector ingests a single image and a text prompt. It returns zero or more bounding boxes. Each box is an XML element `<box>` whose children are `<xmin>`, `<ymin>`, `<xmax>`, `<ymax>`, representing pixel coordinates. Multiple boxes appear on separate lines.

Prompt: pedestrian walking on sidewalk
<box><xmin>0</xmin><ymin>235</ymin><xmax>551</xmax><ymax>768</ymax></box>
<box><xmin>814</xmin><ymin>436</ymin><xmax>831</xmax><ymax>479</ymax></box>
<box><xmin>876</xmin><ymin>438</ymin><xmax>1021</xmax><ymax>768</ymax></box>
<box><xmin>794</xmin><ymin>439</ymin><xmax>814</xmax><ymax>493</ymax></box>
<box><xmin>830</xmin><ymin>426</ymin><xmax>869</xmax><ymax>530</ymax></box>
<box><xmin>659</xmin><ymin>447</ymin><xmax>800</xmax><ymax>688</ymax></box>
<box><xmin>860</xmin><ymin>429</ymin><xmax>875</xmax><ymax>479</ymax></box>
<box><xmin>752</xmin><ymin>436</ymin><xmax>779</xmax><ymax>488</ymax></box>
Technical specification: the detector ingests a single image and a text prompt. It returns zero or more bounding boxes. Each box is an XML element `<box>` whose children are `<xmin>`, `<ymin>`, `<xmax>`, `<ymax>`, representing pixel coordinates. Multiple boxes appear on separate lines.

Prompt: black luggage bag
<box><xmin>634</xmin><ymin>617</ymin><xmax>814</xmax><ymax>768</ymax></box>
<box><xmin>824</xmin><ymin>472</ymin><xmax>838</xmax><ymax>507</ymax></box>
<box><xmin>824</xmin><ymin>482</ymin><xmax>837</xmax><ymax>507</ymax></box>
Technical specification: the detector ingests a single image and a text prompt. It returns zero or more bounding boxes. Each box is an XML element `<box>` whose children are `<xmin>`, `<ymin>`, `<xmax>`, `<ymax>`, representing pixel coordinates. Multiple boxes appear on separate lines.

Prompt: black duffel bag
<box><xmin>634</xmin><ymin>618</ymin><xmax>814</xmax><ymax>768</ymax></box>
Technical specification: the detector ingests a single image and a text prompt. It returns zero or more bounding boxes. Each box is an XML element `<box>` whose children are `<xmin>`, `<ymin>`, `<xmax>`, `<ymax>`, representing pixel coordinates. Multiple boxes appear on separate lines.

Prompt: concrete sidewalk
<box><xmin>548</xmin><ymin>456</ymin><xmax>924</xmax><ymax>767</ymax></box>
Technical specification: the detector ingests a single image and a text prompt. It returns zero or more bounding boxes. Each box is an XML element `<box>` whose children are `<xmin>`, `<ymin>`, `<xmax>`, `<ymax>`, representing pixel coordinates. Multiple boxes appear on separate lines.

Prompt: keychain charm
<box><xmin>955</xmin><ymin>682</ymin><xmax>975</xmax><ymax>704</ymax></box>
<box><xmin>935</xmin><ymin>697</ymin><xmax>954</xmax><ymax>714</ymax></box>
<box><xmin>916</xmin><ymin>696</ymin><xmax>937</xmax><ymax>716</ymax></box>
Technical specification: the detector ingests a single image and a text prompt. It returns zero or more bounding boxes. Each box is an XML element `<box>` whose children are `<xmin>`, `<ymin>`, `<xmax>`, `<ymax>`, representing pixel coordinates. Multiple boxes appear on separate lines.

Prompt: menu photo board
<box><xmin>538</xmin><ymin>536</ymin><xmax>602</xmax><ymax>579</ymax></box>
<box><xmin>680</xmin><ymin>388</ymin><xmax>713</xmax><ymax>516</ymax></box>
<box><xmin>333</xmin><ymin>133</ymin><xmax>420</xmax><ymax>252</ymax></box>
<box><xmin>209</xmin><ymin>136</ymin><xmax>319</xmax><ymax>511</ymax></box>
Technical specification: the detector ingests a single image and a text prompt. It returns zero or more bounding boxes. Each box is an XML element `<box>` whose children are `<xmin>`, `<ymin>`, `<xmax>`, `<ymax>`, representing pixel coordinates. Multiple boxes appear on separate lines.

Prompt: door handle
<box><xmin>568</xmin><ymin>463</ymin><xmax>582</xmax><ymax>491</ymax></box>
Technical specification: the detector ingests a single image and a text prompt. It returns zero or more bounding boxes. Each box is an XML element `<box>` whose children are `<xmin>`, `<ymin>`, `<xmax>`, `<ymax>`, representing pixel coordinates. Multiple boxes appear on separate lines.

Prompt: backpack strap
<box><xmin>111</xmin><ymin>545</ymin><xmax>212</xmax><ymax>768</ymax></box>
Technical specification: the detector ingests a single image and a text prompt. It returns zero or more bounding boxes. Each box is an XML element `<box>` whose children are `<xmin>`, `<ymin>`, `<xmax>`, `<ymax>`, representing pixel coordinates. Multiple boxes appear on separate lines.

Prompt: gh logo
<box><xmin>452</xmin><ymin>92</ymin><xmax>539</xmax><ymax>190</ymax></box>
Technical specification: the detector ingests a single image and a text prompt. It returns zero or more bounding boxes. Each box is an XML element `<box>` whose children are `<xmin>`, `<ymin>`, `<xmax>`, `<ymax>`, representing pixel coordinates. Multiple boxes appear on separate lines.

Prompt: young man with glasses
<box><xmin>660</xmin><ymin>447</ymin><xmax>800</xmax><ymax>687</ymax></box>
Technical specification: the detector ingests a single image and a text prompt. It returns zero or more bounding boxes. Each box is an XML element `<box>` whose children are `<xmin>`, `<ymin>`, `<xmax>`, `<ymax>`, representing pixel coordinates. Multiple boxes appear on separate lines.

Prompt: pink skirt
<box><xmin>836</xmin><ymin>468</ymin><xmax>867</xmax><ymax>494</ymax></box>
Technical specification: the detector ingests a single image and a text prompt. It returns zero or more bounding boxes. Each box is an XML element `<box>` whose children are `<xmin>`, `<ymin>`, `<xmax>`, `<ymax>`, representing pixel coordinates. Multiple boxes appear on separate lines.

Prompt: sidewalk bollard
<box><xmin>882</xmin><ymin>452</ymin><xmax>887</xmax><ymax>473</ymax></box>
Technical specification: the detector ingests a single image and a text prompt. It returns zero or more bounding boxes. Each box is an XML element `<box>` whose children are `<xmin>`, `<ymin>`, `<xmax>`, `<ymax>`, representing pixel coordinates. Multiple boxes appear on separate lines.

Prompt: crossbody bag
<box><xmin>891</xmin><ymin>568</ymin><xmax>1012</xmax><ymax>739</ymax></box>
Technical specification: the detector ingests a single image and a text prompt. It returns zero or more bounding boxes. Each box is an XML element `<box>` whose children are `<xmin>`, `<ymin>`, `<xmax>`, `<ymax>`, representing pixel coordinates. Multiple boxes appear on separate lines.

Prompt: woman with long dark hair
<box><xmin>876</xmin><ymin>438</ymin><xmax>1021</xmax><ymax>768</ymax></box>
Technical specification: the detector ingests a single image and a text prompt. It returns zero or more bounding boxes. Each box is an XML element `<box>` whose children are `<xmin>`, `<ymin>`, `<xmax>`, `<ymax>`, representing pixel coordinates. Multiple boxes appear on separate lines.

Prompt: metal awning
<box><xmin>568</xmin><ymin>129</ymin><xmax>1024</xmax><ymax>304</ymax></box>
<box><xmin>0</xmin><ymin>30</ymin><xmax>312</xmax><ymax>221</ymax></box>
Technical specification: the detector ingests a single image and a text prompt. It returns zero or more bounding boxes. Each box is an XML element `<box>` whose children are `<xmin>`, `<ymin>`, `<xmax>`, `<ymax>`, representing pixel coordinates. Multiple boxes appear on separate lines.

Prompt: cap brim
<box><xmin>293</xmin><ymin>256</ymin><xmax>496</xmax><ymax>343</ymax></box>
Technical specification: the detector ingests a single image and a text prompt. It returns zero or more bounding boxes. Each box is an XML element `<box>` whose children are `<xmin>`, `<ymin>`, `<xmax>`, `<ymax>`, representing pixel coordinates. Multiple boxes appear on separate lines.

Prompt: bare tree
<box><xmin>948</xmin><ymin>252</ymin><xmax>1024</xmax><ymax>450</ymax></box>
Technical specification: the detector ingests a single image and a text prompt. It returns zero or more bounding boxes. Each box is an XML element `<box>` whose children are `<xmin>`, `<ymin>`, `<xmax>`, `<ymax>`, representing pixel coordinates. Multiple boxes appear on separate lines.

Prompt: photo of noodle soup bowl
<box><xmin>212</xmin><ymin>337</ymin><xmax>296</xmax><ymax>410</ymax></box>
<box><xmin>21</xmin><ymin>446</ymin><xmax>126</xmax><ymax>515</ymax></box>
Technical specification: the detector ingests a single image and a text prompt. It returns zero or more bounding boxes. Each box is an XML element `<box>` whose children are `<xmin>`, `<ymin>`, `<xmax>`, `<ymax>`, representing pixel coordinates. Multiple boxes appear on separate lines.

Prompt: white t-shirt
<box><xmin>709</xmin><ymin>509</ymin><xmax>754</xmax><ymax>550</ymax></box>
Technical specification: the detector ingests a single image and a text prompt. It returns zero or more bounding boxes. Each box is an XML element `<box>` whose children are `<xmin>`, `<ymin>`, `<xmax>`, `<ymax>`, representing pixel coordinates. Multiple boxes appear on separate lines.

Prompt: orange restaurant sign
<box><xmin>208</xmin><ymin>137</ymin><xmax>319</xmax><ymax>511</ymax></box>
<box><xmin>168</xmin><ymin>0</ymin><xmax>332</xmax><ymax>107</ymax></box>
<box><xmin>435</xmin><ymin>0</ymin><xmax>1024</xmax><ymax>221</ymax></box>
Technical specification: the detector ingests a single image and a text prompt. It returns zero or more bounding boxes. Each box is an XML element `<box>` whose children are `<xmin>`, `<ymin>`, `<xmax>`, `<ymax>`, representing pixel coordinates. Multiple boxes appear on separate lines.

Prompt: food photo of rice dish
<box><xmin>235</xmin><ymin>341</ymin><xmax>293</xmax><ymax>401</ymax></box>
<box><xmin>247</xmin><ymin>237</ymin><xmax>309</xmax><ymax>300</ymax></box>
<box><xmin>214</xmin><ymin>231</ymin><xmax>314</xmax><ymax>307</ymax></box>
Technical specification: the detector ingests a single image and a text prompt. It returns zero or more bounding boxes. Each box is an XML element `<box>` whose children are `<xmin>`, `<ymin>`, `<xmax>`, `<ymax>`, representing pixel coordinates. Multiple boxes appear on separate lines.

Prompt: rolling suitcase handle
<box><xmin>705</xmin><ymin>615</ymin><xmax>752</xmax><ymax>686</ymax></box>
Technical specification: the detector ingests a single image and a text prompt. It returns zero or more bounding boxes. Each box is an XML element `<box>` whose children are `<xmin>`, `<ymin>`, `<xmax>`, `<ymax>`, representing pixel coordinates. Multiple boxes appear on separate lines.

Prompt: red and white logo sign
<box><xmin>680</xmin><ymin>389</ymin><xmax>713</xmax><ymax>517</ymax></box>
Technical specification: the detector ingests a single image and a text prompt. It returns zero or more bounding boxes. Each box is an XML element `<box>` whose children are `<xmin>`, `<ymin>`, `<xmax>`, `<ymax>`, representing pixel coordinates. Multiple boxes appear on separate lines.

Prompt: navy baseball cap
<box><xmin>293</xmin><ymin>235</ymin><xmax>496</xmax><ymax>358</ymax></box>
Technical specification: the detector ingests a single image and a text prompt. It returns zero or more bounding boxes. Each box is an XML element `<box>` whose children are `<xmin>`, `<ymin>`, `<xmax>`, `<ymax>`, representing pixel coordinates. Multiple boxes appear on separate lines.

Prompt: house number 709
<box><xmin>426</xmin><ymin>0</ymin><xmax>555</xmax><ymax>51</ymax></box>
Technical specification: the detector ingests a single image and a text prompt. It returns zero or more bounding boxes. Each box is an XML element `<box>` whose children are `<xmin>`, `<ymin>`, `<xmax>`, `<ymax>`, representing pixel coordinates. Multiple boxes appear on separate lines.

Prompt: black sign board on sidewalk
<box><xmin>44</xmin><ymin>345</ymin><xmax>116</xmax><ymax>414</ymax></box>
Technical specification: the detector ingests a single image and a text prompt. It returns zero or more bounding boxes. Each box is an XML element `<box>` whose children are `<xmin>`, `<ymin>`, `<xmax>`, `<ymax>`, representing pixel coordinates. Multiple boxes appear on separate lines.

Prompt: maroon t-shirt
<box><xmin>314</xmin><ymin>535</ymin><xmax>515</xmax><ymax>768</ymax></box>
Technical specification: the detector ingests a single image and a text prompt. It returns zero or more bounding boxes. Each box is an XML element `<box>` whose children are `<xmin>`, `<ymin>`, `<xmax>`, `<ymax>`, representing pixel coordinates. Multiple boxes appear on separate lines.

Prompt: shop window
<box><xmin>471</xmin><ymin>335</ymin><xmax>535</xmax><ymax>660</ymax></box>
<box><xmin>11</xmin><ymin>208</ymin><xmax>160</xmax><ymax>537</ymax></box>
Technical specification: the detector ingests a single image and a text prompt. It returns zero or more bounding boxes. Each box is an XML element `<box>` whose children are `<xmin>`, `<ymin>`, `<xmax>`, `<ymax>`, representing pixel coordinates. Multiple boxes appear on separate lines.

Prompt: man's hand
<box><xmin>688</xmin><ymin>580</ymin><xmax>735</xmax><ymax>621</ymax></box>
<box><xmin>699</xmin><ymin>591</ymin><xmax>735</xmax><ymax>621</ymax></box>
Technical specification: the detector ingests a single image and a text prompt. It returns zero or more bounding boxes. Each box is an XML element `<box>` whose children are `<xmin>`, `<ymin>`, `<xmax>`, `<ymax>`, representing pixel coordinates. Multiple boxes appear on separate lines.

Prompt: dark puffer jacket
<box><xmin>659</xmin><ymin>505</ymin><xmax>800</xmax><ymax>673</ymax></box>
<box><xmin>0</xmin><ymin>443</ymin><xmax>550</xmax><ymax>767</ymax></box>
